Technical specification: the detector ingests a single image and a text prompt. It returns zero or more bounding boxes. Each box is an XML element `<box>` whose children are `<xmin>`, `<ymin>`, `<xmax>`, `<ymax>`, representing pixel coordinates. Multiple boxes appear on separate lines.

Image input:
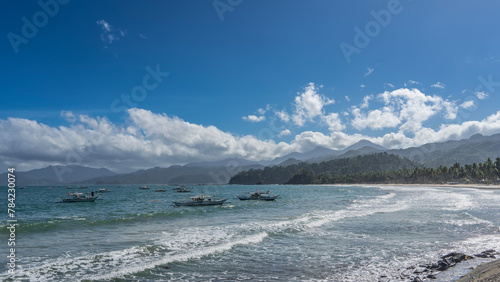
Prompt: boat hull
<box><xmin>237</xmin><ymin>196</ymin><xmax>278</xmax><ymax>201</ymax></box>
<box><xmin>61</xmin><ymin>197</ymin><xmax>98</xmax><ymax>203</ymax></box>
<box><xmin>173</xmin><ymin>199</ymin><xmax>227</xmax><ymax>206</ymax></box>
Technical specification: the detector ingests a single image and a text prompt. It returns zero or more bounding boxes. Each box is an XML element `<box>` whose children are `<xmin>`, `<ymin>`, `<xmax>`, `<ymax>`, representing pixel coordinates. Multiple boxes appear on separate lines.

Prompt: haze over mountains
<box><xmin>8</xmin><ymin>133</ymin><xmax>500</xmax><ymax>186</ymax></box>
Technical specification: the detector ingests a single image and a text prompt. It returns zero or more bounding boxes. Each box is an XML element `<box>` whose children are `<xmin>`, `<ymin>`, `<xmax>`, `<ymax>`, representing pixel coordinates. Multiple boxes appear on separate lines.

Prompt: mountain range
<box><xmin>6</xmin><ymin>133</ymin><xmax>500</xmax><ymax>185</ymax></box>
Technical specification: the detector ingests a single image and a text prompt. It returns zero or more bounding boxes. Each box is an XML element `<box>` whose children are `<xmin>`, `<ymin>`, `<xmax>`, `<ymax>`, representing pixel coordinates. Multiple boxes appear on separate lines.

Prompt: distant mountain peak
<box><xmin>345</xmin><ymin>140</ymin><xmax>386</xmax><ymax>151</ymax></box>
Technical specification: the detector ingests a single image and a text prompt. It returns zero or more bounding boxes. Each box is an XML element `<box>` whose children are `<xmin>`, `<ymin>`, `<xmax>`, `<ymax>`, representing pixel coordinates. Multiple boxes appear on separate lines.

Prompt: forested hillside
<box><xmin>288</xmin><ymin>157</ymin><xmax>500</xmax><ymax>185</ymax></box>
<box><xmin>229</xmin><ymin>153</ymin><xmax>418</xmax><ymax>184</ymax></box>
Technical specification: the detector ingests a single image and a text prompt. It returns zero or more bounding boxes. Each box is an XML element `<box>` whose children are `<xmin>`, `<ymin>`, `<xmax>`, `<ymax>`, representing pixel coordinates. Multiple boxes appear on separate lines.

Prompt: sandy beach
<box><xmin>355</xmin><ymin>183</ymin><xmax>500</xmax><ymax>190</ymax></box>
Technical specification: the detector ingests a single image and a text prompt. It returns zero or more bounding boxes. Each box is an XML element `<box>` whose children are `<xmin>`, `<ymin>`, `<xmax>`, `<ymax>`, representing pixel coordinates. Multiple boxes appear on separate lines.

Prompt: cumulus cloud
<box><xmin>0</xmin><ymin>109</ymin><xmax>295</xmax><ymax>172</ymax></box>
<box><xmin>2</xmin><ymin>107</ymin><xmax>500</xmax><ymax>173</ymax></box>
<box><xmin>275</xmin><ymin>110</ymin><xmax>290</xmax><ymax>122</ymax></box>
<box><xmin>278</xmin><ymin>129</ymin><xmax>291</xmax><ymax>137</ymax></box>
<box><xmin>475</xmin><ymin>91</ymin><xmax>488</xmax><ymax>100</ymax></box>
<box><xmin>257</xmin><ymin>104</ymin><xmax>271</xmax><ymax>115</ymax></box>
<box><xmin>431</xmin><ymin>82</ymin><xmax>446</xmax><ymax>89</ymax></box>
<box><xmin>360</xmin><ymin>95</ymin><xmax>373</xmax><ymax>109</ymax></box>
<box><xmin>378</xmin><ymin>88</ymin><xmax>457</xmax><ymax>132</ymax></box>
<box><xmin>322</xmin><ymin>113</ymin><xmax>345</xmax><ymax>131</ymax></box>
<box><xmin>292</xmin><ymin>83</ymin><xmax>334</xmax><ymax>126</ymax></box>
<box><xmin>351</xmin><ymin>107</ymin><xmax>401</xmax><ymax>130</ymax></box>
<box><xmin>242</xmin><ymin>115</ymin><xmax>266</xmax><ymax>122</ymax></box>
<box><xmin>460</xmin><ymin>100</ymin><xmax>475</xmax><ymax>109</ymax></box>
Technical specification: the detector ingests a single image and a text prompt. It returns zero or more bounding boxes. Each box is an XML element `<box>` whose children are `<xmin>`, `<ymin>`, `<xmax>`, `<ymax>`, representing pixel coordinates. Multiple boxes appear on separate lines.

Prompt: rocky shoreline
<box><xmin>379</xmin><ymin>250</ymin><xmax>499</xmax><ymax>281</ymax></box>
<box><xmin>457</xmin><ymin>258</ymin><xmax>500</xmax><ymax>282</ymax></box>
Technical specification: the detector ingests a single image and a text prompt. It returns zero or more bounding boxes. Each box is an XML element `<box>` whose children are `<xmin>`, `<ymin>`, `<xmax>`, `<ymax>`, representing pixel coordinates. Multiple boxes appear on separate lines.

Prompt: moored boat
<box><xmin>237</xmin><ymin>190</ymin><xmax>279</xmax><ymax>201</ymax></box>
<box><xmin>59</xmin><ymin>192</ymin><xmax>99</xmax><ymax>203</ymax></box>
<box><xmin>97</xmin><ymin>188</ymin><xmax>110</xmax><ymax>193</ymax></box>
<box><xmin>139</xmin><ymin>185</ymin><xmax>149</xmax><ymax>190</ymax></box>
<box><xmin>154</xmin><ymin>189</ymin><xmax>167</xmax><ymax>192</ymax></box>
<box><xmin>173</xmin><ymin>194</ymin><xmax>227</xmax><ymax>206</ymax></box>
<box><xmin>173</xmin><ymin>185</ymin><xmax>191</xmax><ymax>192</ymax></box>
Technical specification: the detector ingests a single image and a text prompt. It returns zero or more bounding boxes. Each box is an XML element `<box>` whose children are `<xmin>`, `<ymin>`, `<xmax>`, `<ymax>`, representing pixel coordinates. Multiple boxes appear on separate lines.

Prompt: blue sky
<box><xmin>1</xmin><ymin>0</ymin><xmax>500</xmax><ymax>172</ymax></box>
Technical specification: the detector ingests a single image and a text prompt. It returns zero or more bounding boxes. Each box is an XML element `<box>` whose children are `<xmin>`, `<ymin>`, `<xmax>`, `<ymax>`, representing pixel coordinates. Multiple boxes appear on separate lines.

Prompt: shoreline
<box><xmin>337</xmin><ymin>183</ymin><xmax>500</xmax><ymax>190</ymax></box>
<box><xmin>458</xmin><ymin>258</ymin><xmax>500</xmax><ymax>281</ymax></box>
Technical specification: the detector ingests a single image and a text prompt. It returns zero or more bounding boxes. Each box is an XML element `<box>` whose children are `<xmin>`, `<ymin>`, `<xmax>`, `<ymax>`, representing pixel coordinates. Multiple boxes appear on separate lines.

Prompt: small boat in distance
<box><xmin>237</xmin><ymin>190</ymin><xmax>279</xmax><ymax>201</ymax></box>
<box><xmin>97</xmin><ymin>188</ymin><xmax>110</xmax><ymax>193</ymax></box>
<box><xmin>139</xmin><ymin>186</ymin><xmax>149</xmax><ymax>190</ymax></box>
<box><xmin>173</xmin><ymin>185</ymin><xmax>191</xmax><ymax>193</ymax></box>
<box><xmin>19</xmin><ymin>186</ymin><xmax>26</xmax><ymax>189</ymax></box>
<box><xmin>66</xmin><ymin>186</ymin><xmax>72</xmax><ymax>189</ymax></box>
<box><xmin>154</xmin><ymin>189</ymin><xmax>167</xmax><ymax>192</ymax></box>
<box><xmin>59</xmin><ymin>192</ymin><xmax>99</xmax><ymax>203</ymax></box>
<box><xmin>173</xmin><ymin>194</ymin><xmax>227</xmax><ymax>206</ymax></box>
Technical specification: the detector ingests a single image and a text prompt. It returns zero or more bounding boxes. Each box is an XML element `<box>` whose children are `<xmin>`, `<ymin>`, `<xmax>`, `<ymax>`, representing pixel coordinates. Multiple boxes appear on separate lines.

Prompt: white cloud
<box><xmin>61</xmin><ymin>110</ymin><xmax>76</xmax><ymax>123</ymax></box>
<box><xmin>292</xmin><ymin>83</ymin><xmax>334</xmax><ymax>126</ymax></box>
<box><xmin>360</xmin><ymin>95</ymin><xmax>373</xmax><ymax>109</ymax></box>
<box><xmin>351</xmin><ymin>107</ymin><xmax>401</xmax><ymax>130</ymax></box>
<box><xmin>96</xmin><ymin>20</ymin><xmax>126</xmax><ymax>46</ymax></box>
<box><xmin>385</xmin><ymin>83</ymin><xmax>394</xmax><ymax>88</ymax></box>
<box><xmin>138</xmin><ymin>33</ymin><xmax>148</xmax><ymax>39</ymax></box>
<box><xmin>431</xmin><ymin>82</ymin><xmax>446</xmax><ymax>89</ymax></box>
<box><xmin>322</xmin><ymin>113</ymin><xmax>345</xmax><ymax>131</ymax></box>
<box><xmin>460</xmin><ymin>100</ymin><xmax>475</xmax><ymax>109</ymax></box>
<box><xmin>275</xmin><ymin>110</ymin><xmax>290</xmax><ymax>122</ymax></box>
<box><xmin>242</xmin><ymin>115</ymin><xmax>266</xmax><ymax>122</ymax></box>
<box><xmin>364</xmin><ymin>67</ymin><xmax>374</xmax><ymax>77</ymax></box>
<box><xmin>408</xmin><ymin>80</ymin><xmax>420</xmax><ymax>85</ymax></box>
<box><xmin>278</xmin><ymin>129</ymin><xmax>291</xmax><ymax>137</ymax></box>
<box><xmin>378</xmin><ymin>88</ymin><xmax>457</xmax><ymax>132</ymax></box>
<box><xmin>345</xmin><ymin>95</ymin><xmax>351</xmax><ymax>101</ymax></box>
<box><xmin>475</xmin><ymin>91</ymin><xmax>488</xmax><ymax>100</ymax></box>
<box><xmin>360</xmin><ymin>84</ymin><xmax>365</xmax><ymax>88</ymax></box>
<box><xmin>256</xmin><ymin>104</ymin><xmax>271</xmax><ymax>115</ymax></box>
<box><xmin>2</xmin><ymin>107</ymin><xmax>500</xmax><ymax>173</ymax></box>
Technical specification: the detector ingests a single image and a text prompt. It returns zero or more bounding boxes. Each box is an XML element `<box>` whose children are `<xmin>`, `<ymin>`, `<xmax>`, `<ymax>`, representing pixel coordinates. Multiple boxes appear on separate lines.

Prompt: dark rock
<box><xmin>437</xmin><ymin>260</ymin><xmax>450</xmax><ymax>271</ymax></box>
<box><xmin>426</xmin><ymin>274</ymin><xmax>437</xmax><ymax>279</ymax></box>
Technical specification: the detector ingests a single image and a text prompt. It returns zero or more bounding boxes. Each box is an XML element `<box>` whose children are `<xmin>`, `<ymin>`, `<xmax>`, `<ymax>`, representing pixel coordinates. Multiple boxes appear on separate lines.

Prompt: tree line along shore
<box><xmin>229</xmin><ymin>153</ymin><xmax>500</xmax><ymax>186</ymax></box>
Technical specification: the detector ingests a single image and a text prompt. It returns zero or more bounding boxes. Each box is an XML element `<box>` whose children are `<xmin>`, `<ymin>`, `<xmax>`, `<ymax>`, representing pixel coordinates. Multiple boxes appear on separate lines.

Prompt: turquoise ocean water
<box><xmin>1</xmin><ymin>184</ymin><xmax>499</xmax><ymax>281</ymax></box>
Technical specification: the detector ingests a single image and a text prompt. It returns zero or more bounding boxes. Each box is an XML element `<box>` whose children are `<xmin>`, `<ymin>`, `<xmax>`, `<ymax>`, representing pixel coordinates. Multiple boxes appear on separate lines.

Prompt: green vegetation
<box><xmin>309</xmin><ymin>157</ymin><xmax>500</xmax><ymax>185</ymax></box>
<box><xmin>229</xmin><ymin>153</ymin><xmax>500</xmax><ymax>185</ymax></box>
<box><xmin>229</xmin><ymin>153</ymin><xmax>418</xmax><ymax>184</ymax></box>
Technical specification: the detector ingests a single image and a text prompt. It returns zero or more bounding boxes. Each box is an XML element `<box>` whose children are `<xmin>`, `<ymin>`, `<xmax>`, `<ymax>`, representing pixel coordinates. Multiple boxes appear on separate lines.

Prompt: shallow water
<box><xmin>1</xmin><ymin>184</ymin><xmax>499</xmax><ymax>281</ymax></box>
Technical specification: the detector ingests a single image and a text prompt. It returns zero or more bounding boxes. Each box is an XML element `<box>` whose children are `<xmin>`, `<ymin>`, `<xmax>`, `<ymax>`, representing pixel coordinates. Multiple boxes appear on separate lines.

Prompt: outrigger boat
<box><xmin>59</xmin><ymin>191</ymin><xmax>99</xmax><ymax>203</ymax></box>
<box><xmin>173</xmin><ymin>194</ymin><xmax>227</xmax><ymax>206</ymax></box>
<box><xmin>172</xmin><ymin>185</ymin><xmax>191</xmax><ymax>193</ymax></box>
<box><xmin>139</xmin><ymin>185</ymin><xmax>149</xmax><ymax>190</ymax></box>
<box><xmin>237</xmin><ymin>190</ymin><xmax>279</xmax><ymax>201</ymax></box>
